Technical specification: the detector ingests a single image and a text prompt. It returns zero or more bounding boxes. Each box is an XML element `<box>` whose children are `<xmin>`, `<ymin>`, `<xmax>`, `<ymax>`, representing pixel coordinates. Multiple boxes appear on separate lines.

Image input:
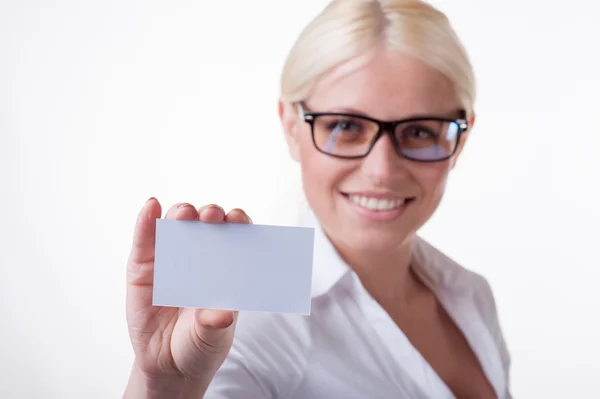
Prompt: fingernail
<box><xmin>229</xmin><ymin>208</ymin><xmax>252</xmax><ymax>223</ymax></box>
<box><xmin>202</xmin><ymin>204</ymin><xmax>223</xmax><ymax>214</ymax></box>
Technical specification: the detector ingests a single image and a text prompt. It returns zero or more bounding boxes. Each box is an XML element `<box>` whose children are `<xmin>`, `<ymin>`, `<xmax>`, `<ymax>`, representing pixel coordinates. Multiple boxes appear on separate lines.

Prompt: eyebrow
<box><xmin>327</xmin><ymin>106</ymin><xmax>373</xmax><ymax>118</ymax></box>
<box><xmin>300</xmin><ymin>103</ymin><xmax>371</xmax><ymax>118</ymax></box>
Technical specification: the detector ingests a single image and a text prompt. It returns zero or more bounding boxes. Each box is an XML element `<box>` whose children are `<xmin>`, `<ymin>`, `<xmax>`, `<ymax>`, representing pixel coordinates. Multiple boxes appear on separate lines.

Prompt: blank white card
<box><xmin>153</xmin><ymin>219</ymin><xmax>315</xmax><ymax>315</ymax></box>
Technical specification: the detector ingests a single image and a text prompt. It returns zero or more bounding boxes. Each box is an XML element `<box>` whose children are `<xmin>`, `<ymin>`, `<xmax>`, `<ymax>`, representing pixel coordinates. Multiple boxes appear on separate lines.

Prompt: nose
<box><xmin>360</xmin><ymin>133</ymin><xmax>406</xmax><ymax>182</ymax></box>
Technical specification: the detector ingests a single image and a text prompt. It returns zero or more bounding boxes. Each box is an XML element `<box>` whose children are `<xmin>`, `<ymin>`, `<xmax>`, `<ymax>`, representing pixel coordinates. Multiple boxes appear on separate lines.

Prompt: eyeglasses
<box><xmin>296</xmin><ymin>103</ymin><xmax>468</xmax><ymax>163</ymax></box>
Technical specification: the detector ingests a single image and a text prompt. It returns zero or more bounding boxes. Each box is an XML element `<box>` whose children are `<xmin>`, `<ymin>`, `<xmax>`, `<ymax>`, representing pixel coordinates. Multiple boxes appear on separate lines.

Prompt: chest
<box><xmin>391</xmin><ymin>299</ymin><xmax>497</xmax><ymax>399</ymax></box>
<box><xmin>290</xmin><ymin>286</ymin><xmax>504</xmax><ymax>399</ymax></box>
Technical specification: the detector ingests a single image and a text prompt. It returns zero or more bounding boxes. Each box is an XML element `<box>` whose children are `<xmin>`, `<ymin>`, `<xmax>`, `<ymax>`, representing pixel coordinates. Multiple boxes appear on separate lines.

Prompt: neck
<box><xmin>329</xmin><ymin>233</ymin><xmax>421</xmax><ymax>307</ymax></box>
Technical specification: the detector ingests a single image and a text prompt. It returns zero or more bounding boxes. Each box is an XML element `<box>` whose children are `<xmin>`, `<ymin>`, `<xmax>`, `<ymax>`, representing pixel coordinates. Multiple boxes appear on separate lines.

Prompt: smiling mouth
<box><xmin>341</xmin><ymin>193</ymin><xmax>416</xmax><ymax>211</ymax></box>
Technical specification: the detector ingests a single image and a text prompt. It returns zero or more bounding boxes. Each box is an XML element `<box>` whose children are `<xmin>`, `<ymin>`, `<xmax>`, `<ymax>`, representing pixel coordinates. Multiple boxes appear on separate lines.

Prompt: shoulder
<box><xmin>207</xmin><ymin>311</ymin><xmax>312</xmax><ymax>398</ymax></box>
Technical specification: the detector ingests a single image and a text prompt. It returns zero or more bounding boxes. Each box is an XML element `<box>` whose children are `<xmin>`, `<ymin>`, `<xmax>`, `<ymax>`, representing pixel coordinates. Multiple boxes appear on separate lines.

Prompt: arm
<box><xmin>123</xmin><ymin>356</ymin><xmax>271</xmax><ymax>399</ymax></box>
<box><xmin>123</xmin><ymin>364</ymin><xmax>210</xmax><ymax>399</ymax></box>
<box><xmin>122</xmin><ymin>349</ymin><xmax>272</xmax><ymax>399</ymax></box>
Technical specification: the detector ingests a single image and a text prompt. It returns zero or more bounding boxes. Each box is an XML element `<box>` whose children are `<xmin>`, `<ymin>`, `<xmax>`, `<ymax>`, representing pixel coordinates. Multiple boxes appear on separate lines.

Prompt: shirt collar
<box><xmin>411</xmin><ymin>235</ymin><xmax>472</xmax><ymax>294</ymax></box>
<box><xmin>298</xmin><ymin>208</ymin><xmax>466</xmax><ymax>298</ymax></box>
<box><xmin>297</xmin><ymin>208</ymin><xmax>350</xmax><ymax>298</ymax></box>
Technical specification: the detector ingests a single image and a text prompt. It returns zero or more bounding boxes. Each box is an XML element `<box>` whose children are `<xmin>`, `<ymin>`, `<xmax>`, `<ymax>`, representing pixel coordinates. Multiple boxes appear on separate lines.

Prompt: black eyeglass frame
<box><xmin>296</xmin><ymin>102</ymin><xmax>469</xmax><ymax>163</ymax></box>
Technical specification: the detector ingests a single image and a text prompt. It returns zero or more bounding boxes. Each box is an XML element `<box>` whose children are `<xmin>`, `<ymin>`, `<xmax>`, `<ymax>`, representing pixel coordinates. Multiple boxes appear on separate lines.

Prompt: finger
<box><xmin>225</xmin><ymin>208</ymin><xmax>252</xmax><ymax>224</ymax></box>
<box><xmin>171</xmin><ymin>309</ymin><xmax>238</xmax><ymax>375</ymax></box>
<box><xmin>126</xmin><ymin>198</ymin><xmax>162</xmax><ymax>332</ymax></box>
<box><xmin>198</xmin><ymin>204</ymin><xmax>226</xmax><ymax>223</ymax></box>
<box><xmin>164</xmin><ymin>202</ymin><xmax>200</xmax><ymax>221</ymax></box>
<box><xmin>127</xmin><ymin>197</ymin><xmax>162</xmax><ymax>275</ymax></box>
<box><xmin>127</xmin><ymin>202</ymin><xmax>197</xmax><ymax>288</ymax></box>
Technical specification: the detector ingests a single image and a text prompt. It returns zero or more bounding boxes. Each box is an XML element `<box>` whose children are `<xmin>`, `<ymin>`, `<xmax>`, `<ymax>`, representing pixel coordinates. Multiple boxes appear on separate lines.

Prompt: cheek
<box><xmin>413</xmin><ymin>162</ymin><xmax>451</xmax><ymax>202</ymax></box>
<box><xmin>296</xmin><ymin>134</ymin><xmax>353</xmax><ymax>207</ymax></box>
<box><xmin>297</xmin><ymin>131</ymin><xmax>322</xmax><ymax>180</ymax></box>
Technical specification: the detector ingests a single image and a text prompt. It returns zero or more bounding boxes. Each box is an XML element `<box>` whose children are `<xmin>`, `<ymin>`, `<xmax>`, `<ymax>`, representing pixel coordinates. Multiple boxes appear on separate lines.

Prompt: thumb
<box><xmin>190</xmin><ymin>309</ymin><xmax>239</xmax><ymax>356</ymax></box>
<box><xmin>195</xmin><ymin>308</ymin><xmax>238</xmax><ymax>330</ymax></box>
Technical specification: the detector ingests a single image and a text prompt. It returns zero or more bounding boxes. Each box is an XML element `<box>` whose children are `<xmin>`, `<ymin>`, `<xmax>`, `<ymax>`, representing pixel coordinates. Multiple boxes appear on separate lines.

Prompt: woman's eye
<box><xmin>405</xmin><ymin>127</ymin><xmax>434</xmax><ymax>139</ymax></box>
<box><xmin>414</xmin><ymin>129</ymin><xmax>429</xmax><ymax>138</ymax></box>
<box><xmin>335</xmin><ymin>120</ymin><xmax>359</xmax><ymax>131</ymax></box>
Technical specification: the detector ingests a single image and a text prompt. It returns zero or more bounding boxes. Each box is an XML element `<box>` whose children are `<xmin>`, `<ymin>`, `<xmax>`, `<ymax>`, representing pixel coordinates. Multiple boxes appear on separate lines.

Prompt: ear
<box><xmin>278</xmin><ymin>98</ymin><xmax>301</xmax><ymax>162</ymax></box>
<box><xmin>450</xmin><ymin>111</ymin><xmax>476</xmax><ymax>169</ymax></box>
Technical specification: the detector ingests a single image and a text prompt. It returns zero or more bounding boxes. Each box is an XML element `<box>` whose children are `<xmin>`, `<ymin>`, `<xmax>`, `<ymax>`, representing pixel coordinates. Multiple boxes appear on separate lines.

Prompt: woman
<box><xmin>124</xmin><ymin>0</ymin><xmax>512</xmax><ymax>398</ymax></box>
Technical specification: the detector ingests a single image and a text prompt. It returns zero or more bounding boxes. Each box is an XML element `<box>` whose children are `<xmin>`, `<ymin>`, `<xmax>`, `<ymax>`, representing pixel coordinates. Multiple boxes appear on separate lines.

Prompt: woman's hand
<box><xmin>124</xmin><ymin>198</ymin><xmax>251</xmax><ymax>397</ymax></box>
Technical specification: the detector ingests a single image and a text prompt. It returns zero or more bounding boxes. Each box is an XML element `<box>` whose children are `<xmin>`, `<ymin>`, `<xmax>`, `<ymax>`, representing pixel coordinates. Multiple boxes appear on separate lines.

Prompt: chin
<box><xmin>308</xmin><ymin>187</ymin><xmax>428</xmax><ymax>249</ymax></box>
<box><xmin>324</xmin><ymin>217</ymin><xmax>416</xmax><ymax>255</ymax></box>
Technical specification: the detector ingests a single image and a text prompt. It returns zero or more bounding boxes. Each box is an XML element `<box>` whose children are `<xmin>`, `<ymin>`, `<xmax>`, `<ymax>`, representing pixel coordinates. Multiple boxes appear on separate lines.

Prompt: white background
<box><xmin>1</xmin><ymin>0</ymin><xmax>599</xmax><ymax>397</ymax></box>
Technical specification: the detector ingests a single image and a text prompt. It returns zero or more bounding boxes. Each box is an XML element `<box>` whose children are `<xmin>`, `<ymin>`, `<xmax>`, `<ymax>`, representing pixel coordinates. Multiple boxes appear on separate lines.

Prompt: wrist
<box><xmin>124</xmin><ymin>363</ymin><xmax>209</xmax><ymax>399</ymax></box>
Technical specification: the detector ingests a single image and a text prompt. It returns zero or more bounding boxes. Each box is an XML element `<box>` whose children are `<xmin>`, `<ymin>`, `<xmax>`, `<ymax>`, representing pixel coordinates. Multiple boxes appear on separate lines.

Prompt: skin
<box><xmin>279</xmin><ymin>46</ymin><xmax>496</xmax><ymax>398</ymax></box>
<box><xmin>124</xmin><ymin>202</ymin><xmax>251</xmax><ymax>398</ymax></box>
<box><xmin>280</xmin><ymin>45</ymin><xmax>475</xmax><ymax>305</ymax></box>
<box><xmin>123</xmin><ymin>45</ymin><xmax>485</xmax><ymax>398</ymax></box>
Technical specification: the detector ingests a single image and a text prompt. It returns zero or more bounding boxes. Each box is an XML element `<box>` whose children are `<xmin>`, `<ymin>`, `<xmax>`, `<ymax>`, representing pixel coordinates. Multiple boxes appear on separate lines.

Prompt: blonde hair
<box><xmin>280</xmin><ymin>0</ymin><xmax>476</xmax><ymax>115</ymax></box>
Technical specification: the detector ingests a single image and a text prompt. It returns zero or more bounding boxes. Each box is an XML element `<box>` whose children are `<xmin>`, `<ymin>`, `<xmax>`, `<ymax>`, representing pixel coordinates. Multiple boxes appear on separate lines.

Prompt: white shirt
<box><xmin>205</xmin><ymin>210</ymin><xmax>512</xmax><ymax>398</ymax></box>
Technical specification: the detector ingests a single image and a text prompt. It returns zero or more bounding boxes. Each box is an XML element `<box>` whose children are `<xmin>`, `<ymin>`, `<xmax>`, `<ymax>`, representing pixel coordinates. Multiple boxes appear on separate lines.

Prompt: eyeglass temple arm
<box><xmin>294</xmin><ymin>102</ymin><xmax>306</xmax><ymax>119</ymax></box>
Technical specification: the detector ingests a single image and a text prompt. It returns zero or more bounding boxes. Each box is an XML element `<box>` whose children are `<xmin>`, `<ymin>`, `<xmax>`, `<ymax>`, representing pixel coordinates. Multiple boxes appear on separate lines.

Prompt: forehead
<box><xmin>306</xmin><ymin>47</ymin><xmax>459</xmax><ymax>120</ymax></box>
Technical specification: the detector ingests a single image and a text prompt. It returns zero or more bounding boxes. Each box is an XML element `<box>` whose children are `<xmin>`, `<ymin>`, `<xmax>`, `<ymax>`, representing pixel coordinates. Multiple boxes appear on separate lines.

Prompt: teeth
<box><xmin>348</xmin><ymin>195</ymin><xmax>406</xmax><ymax>211</ymax></box>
